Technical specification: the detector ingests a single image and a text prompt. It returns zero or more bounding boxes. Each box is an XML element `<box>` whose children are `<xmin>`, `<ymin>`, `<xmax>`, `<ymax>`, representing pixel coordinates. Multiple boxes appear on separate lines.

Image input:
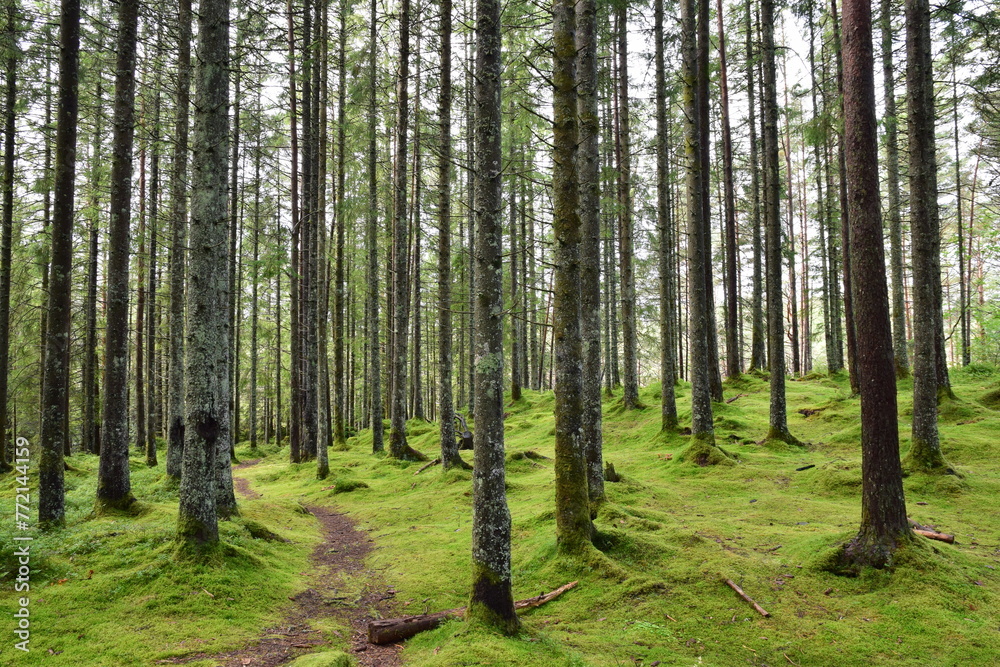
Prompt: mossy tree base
<box><xmin>677</xmin><ymin>433</ymin><xmax>735</xmax><ymax>466</ymax></box>
<box><xmin>390</xmin><ymin>445</ymin><xmax>428</xmax><ymax>462</ymax></box>
<box><xmin>442</xmin><ymin>455</ymin><xmax>473</xmax><ymax>471</ymax></box>
<box><xmin>824</xmin><ymin>529</ymin><xmax>913</xmax><ymax>575</ymax></box>
<box><xmin>94</xmin><ymin>493</ymin><xmax>139</xmax><ymax>515</ymax></box>
<box><xmin>901</xmin><ymin>442</ymin><xmax>958</xmax><ymax>477</ymax></box>
<box><xmin>467</xmin><ymin>565</ymin><xmax>520</xmax><ymax>636</ymax></box>
<box><xmin>763</xmin><ymin>427</ymin><xmax>804</xmax><ymax>449</ymax></box>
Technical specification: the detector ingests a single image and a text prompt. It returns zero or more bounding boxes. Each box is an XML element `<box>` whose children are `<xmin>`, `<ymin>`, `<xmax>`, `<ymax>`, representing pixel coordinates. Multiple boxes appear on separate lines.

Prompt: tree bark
<box><xmin>167</xmin><ymin>0</ymin><xmax>191</xmax><ymax>478</ymax></box>
<box><xmin>762</xmin><ymin>0</ymin><xmax>797</xmax><ymax>445</ymax></box>
<box><xmin>388</xmin><ymin>0</ymin><xmax>423</xmax><ymax>461</ymax></box>
<box><xmin>615</xmin><ymin>4</ymin><xmax>639</xmax><ymax>410</ymax></box>
<box><xmin>96</xmin><ymin>0</ymin><xmax>140</xmax><ymax>512</ymax></box>
<box><xmin>467</xmin><ymin>0</ymin><xmax>518</xmax><ymax>633</ymax></box>
<box><xmin>718</xmin><ymin>0</ymin><xmax>740</xmax><ymax>380</ymax></box>
<box><xmin>0</xmin><ymin>0</ymin><xmax>17</xmax><ymax>472</ymax></box>
<box><xmin>366</xmin><ymin>0</ymin><xmax>383</xmax><ymax>454</ymax></box>
<box><xmin>178</xmin><ymin>0</ymin><xmax>230</xmax><ymax>550</ymax></box>
<box><xmin>577</xmin><ymin>0</ymin><xmax>605</xmax><ymax>504</ymax></box>
<box><xmin>880</xmin><ymin>0</ymin><xmax>910</xmax><ymax>379</ymax></box>
<box><xmin>840</xmin><ymin>0</ymin><xmax>911</xmax><ymax>568</ymax></box>
<box><xmin>905</xmin><ymin>0</ymin><xmax>948</xmax><ymax>471</ymax></box>
<box><xmin>747</xmin><ymin>4</ymin><xmax>765</xmax><ymax>372</ymax></box>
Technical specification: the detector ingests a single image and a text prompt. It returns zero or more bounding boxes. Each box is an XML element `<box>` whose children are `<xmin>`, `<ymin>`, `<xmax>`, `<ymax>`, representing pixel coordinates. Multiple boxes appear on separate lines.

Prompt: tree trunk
<box><xmin>880</xmin><ymin>0</ymin><xmax>909</xmax><ymax>379</ymax></box>
<box><xmin>831</xmin><ymin>0</ymin><xmax>860</xmax><ymax>395</ymax></box>
<box><xmin>96</xmin><ymin>0</ymin><xmax>140</xmax><ymax>512</ymax></box>
<box><xmin>0</xmin><ymin>0</ymin><xmax>16</xmax><ymax>472</ymax></box>
<box><xmin>366</xmin><ymin>0</ymin><xmax>383</xmax><ymax>453</ymax></box>
<box><xmin>718</xmin><ymin>0</ymin><xmax>740</xmax><ymax>380</ymax></box>
<box><xmin>577</xmin><ymin>0</ymin><xmax>605</xmax><ymax>504</ymax></box>
<box><xmin>136</xmin><ymin>149</ymin><xmax>147</xmax><ymax>456</ymax></box>
<box><xmin>178</xmin><ymin>0</ymin><xmax>230</xmax><ymax>550</ymax></box>
<box><xmin>904</xmin><ymin>0</ymin><xmax>948</xmax><ymax>472</ymax></box>
<box><xmin>615</xmin><ymin>5</ymin><xmax>639</xmax><ymax>410</ymax></box>
<box><xmin>167</xmin><ymin>0</ymin><xmax>191</xmax><ymax>479</ymax></box>
<box><xmin>333</xmin><ymin>0</ymin><xmax>348</xmax><ymax>448</ymax></box>
<box><xmin>388</xmin><ymin>0</ymin><xmax>422</xmax><ymax>461</ymax></box>
<box><xmin>467</xmin><ymin>0</ymin><xmax>518</xmax><ymax>633</ymax></box>
<box><xmin>287</xmin><ymin>0</ymin><xmax>301</xmax><ymax>463</ymax></box>
<box><xmin>762</xmin><ymin>0</ymin><xmax>797</xmax><ymax>445</ymax></box>
<box><xmin>147</xmin><ymin>76</ymin><xmax>161</xmax><ymax>467</ymax></box>
<box><xmin>698</xmin><ymin>0</ymin><xmax>723</xmax><ymax>404</ymax></box>
<box><xmin>681</xmin><ymin>0</ymin><xmax>720</xmax><ymax>460</ymax></box>
<box><xmin>839</xmin><ymin>0</ymin><xmax>911</xmax><ymax>568</ymax></box>
<box><xmin>747</xmin><ymin>3</ymin><xmax>765</xmax><ymax>372</ymax></box>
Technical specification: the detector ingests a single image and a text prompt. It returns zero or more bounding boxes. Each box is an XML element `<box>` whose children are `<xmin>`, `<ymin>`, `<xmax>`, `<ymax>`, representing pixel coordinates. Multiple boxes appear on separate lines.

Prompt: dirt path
<box><xmin>165</xmin><ymin>462</ymin><xmax>403</xmax><ymax>667</ymax></box>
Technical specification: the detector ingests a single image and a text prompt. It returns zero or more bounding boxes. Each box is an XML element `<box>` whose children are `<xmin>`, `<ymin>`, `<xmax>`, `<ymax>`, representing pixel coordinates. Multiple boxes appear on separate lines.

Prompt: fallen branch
<box><xmin>367</xmin><ymin>581</ymin><xmax>578</xmax><ymax>645</ymax></box>
<box><xmin>726</xmin><ymin>393</ymin><xmax>747</xmax><ymax>404</ymax></box>
<box><xmin>723</xmin><ymin>578</ymin><xmax>771</xmax><ymax>618</ymax></box>
<box><xmin>414</xmin><ymin>458</ymin><xmax>441</xmax><ymax>475</ymax></box>
<box><xmin>913</xmin><ymin>529</ymin><xmax>955</xmax><ymax>544</ymax></box>
<box><xmin>908</xmin><ymin>518</ymin><xmax>956</xmax><ymax>544</ymax></box>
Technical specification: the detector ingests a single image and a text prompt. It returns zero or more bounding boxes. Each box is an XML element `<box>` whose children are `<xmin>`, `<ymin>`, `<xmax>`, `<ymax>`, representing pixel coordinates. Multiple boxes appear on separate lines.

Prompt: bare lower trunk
<box><xmin>97</xmin><ymin>0</ymin><xmax>140</xmax><ymax>512</ymax></box>
<box><xmin>467</xmin><ymin>0</ymin><xmax>517</xmax><ymax>633</ymax></box>
<box><xmin>179</xmin><ymin>0</ymin><xmax>230</xmax><ymax>550</ymax></box>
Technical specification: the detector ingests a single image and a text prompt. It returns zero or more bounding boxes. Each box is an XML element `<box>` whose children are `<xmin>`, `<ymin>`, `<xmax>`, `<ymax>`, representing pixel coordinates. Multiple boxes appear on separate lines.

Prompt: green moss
<box><xmin>676</xmin><ymin>433</ymin><xmax>735</xmax><ymax>466</ymax></box>
<box><xmin>7</xmin><ymin>375</ymin><xmax>1000</xmax><ymax>666</ymax></box>
<box><xmin>286</xmin><ymin>651</ymin><xmax>353</xmax><ymax>667</ymax></box>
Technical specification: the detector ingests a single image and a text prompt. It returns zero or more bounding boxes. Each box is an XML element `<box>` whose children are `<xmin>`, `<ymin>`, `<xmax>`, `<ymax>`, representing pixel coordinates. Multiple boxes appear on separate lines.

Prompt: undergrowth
<box><xmin>2</xmin><ymin>371</ymin><xmax>1000</xmax><ymax>665</ymax></box>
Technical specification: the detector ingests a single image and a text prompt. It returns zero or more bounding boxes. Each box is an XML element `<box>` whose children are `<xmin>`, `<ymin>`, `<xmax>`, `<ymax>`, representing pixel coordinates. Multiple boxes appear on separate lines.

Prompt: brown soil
<box><xmin>161</xmin><ymin>463</ymin><xmax>402</xmax><ymax>667</ymax></box>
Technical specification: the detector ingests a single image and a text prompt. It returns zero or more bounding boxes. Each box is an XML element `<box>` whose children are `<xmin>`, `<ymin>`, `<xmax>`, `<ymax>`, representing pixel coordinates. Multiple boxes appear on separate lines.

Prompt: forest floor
<box><xmin>3</xmin><ymin>365</ymin><xmax>1000</xmax><ymax>666</ymax></box>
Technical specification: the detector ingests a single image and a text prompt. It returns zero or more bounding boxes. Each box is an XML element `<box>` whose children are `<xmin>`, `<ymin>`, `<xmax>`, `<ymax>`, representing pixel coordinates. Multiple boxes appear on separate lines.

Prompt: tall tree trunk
<box><xmin>747</xmin><ymin>3</ymin><xmax>765</xmax><ymax>372</ymax></box>
<box><xmin>366</xmin><ymin>0</ymin><xmax>383</xmax><ymax>453</ymax></box>
<box><xmin>840</xmin><ymin>0</ymin><xmax>910</xmax><ymax>568</ymax></box>
<box><xmin>39</xmin><ymin>0</ymin><xmax>78</xmax><ymax>527</ymax></box>
<box><xmin>388</xmin><ymin>0</ymin><xmax>422</xmax><ymax>460</ymax></box>
<box><xmin>147</xmin><ymin>73</ymin><xmax>162</xmax><ymax>467</ymax></box>
<box><xmin>437</xmin><ymin>0</ymin><xmax>464</xmax><ymax>469</ymax></box>
<box><xmin>82</xmin><ymin>46</ymin><xmax>103</xmax><ymax>456</ymax></box>
<box><xmin>952</xmin><ymin>60</ymin><xmax>969</xmax><ymax>367</ymax></box>
<box><xmin>287</xmin><ymin>0</ymin><xmax>301</xmax><ymax>463</ymax></box>
<box><xmin>831</xmin><ymin>0</ymin><xmax>860</xmax><ymax>395</ymax></box>
<box><xmin>762</xmin><ymin>0</ymin><xmax>797</xmax><ymax>445</ymax></box>
<box><xmin>179</xmin><ymin>0</ymin><xmax>230</xmax><ymax>550</ymax></box>
<box><xmin>578</xmin><ymin>0</ymin><xmax>605</xmax><ymax>503</ymax></box>
<box><xmin>250</xmin><ymin>89</ymin><xmax>262</xmax><ymax>452</ymax></box>
<box><xmin>682</xmin><ymin>0</ymin><xmax>722</xmax><ymax>462</ymax></box>
<box><xmin>96</xmin><ymin>0</ymin><xmax>140</xmax><ymax>512</ymax></box>
<box><xmin>615</xmin><ymin>5</ymin><xmax>639</xmax><ymax>410</ymax></box>
<box><xmin>167</xmin><ymin>0</ymin><xmax>191</xmax><ymax>479</ymax></box>
<box><xmin>136</xmin><ymin>149</ymin><xmax>147</xmax><ymax>456</ymax></box>
<box><xmin>717</xmin><ymin>0</ymin><xmax>739</xmax><ymax>379</ymax></box>
<box><xmin>467</xmin><ymin>0</ymin><xmax>518</xmax><ymax>633</ymax></box>
<box><xmin>904</xmin><ymin>0</ymin><xmax>948</xmax><ymax>472</ymax></box>
<box><xmin>880</xmin><ymin>0</ymin><xmax>909</xmax><ymax>379</ymax></box>
<box><xmin>654</xmin><ymin>0</ymin><xmax>678</xmax><ymax>430</ymax></box>
<box><xmin>333</xmin><ymin>0</ymin><xmax>348</xmax><ymax>448</ymax></box>
<box><xmin>509</xmin><ymin>170</ymin><xmax>521</xmax><ymax>402</ymax></box>
<box><xmin>781</xmin><ymin>49</ymin><xmax>800</xmax><ymax>378</ymax></box>
<box><xmin>0</xmin><ymin>0</ymin><xmax>17</xmax><ymax>472</ymax></box>
<box><xmin>552</xmin><ymin>0</ymin><xmax>593</xmax><ymax>554</ymax></box>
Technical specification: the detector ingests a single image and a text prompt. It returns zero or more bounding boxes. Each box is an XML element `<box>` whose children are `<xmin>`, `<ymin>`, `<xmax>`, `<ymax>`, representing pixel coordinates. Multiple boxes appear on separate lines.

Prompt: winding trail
<box><xmin>170</xmin><ymin>459</ymin><xmax>403</xmax><ymax>667</ymax></box>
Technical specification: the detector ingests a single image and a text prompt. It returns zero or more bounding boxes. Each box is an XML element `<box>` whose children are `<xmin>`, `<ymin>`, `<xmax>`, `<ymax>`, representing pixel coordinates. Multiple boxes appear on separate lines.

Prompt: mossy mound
<box><xmin>676</xmin><ymin>436</ymin><xmax>735</xmax><ymax>466</ymax></box>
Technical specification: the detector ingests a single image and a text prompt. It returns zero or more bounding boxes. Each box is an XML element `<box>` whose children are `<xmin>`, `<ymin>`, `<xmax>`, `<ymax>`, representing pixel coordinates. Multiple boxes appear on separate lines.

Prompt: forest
<box><xmin>1</xmin><ymin>0</ymin><xmax>1000</xmax><ymax>662</ymax></box>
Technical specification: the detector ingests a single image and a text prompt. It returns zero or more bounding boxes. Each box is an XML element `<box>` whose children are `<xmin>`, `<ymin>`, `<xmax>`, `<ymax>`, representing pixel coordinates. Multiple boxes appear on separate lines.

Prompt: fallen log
<box><xmin>908</xmin><ymin>518</ymin><xmax>956</xmax><ymax>544</ymax></box>
<box><xmin>414</xmin><ymin>458</ymin><xmax>441</xmax><ymax>475</ymax></box>
<box><xmin>367</xmin><ymin>581</ymin><xmax>578</xmax><ymax>644</ymax></box>
<box><xmin>913</xmin><ymin>528</ymin><xmax>955</xmax><ymax>544</ymax></box>
<box><xmin>723</xmin><ymin>578</ymin><xmax>771</xmax><ymax>618</ymax></box>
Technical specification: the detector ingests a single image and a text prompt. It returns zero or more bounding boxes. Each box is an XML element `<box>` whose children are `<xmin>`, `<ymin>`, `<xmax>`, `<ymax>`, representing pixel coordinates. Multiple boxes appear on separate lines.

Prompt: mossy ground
<box><xmin>3</xmin><ymin>367</ymin><xmax>1000</xmax><ymax>665</ymax></box>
